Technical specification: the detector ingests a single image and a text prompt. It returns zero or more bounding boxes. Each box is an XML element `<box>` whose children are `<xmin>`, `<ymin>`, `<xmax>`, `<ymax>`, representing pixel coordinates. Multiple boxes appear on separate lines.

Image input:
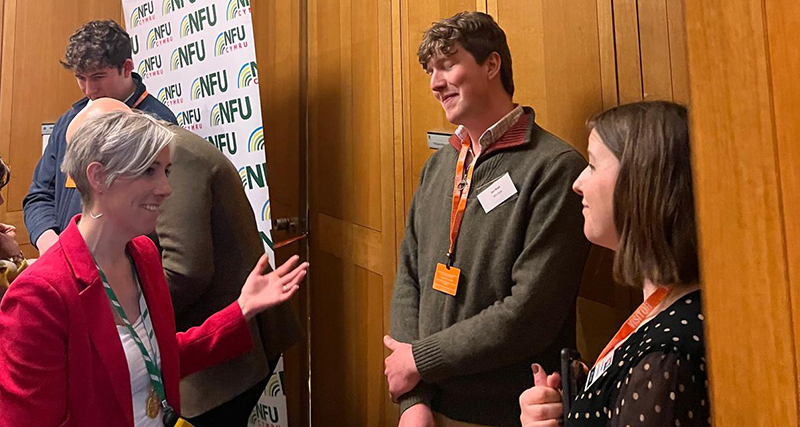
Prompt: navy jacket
<box><xmin>23</xmin><ymin>73</ymin><xmax>177</xmax><ymax>246</ymax></box>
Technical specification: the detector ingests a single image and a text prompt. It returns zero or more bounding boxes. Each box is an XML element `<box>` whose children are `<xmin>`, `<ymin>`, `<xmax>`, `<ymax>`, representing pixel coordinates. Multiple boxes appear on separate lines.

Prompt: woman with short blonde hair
<box><xmin>0</xmin><ymin>110</ymin><xmax>308</xmax><ymax>427</ymax></box>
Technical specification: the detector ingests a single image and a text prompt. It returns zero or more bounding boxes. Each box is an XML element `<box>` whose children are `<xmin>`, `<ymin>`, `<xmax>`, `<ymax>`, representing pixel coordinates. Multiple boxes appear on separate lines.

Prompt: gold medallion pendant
<box><xmin>146</xmin><ymin>388</ymin><xmax>160</xmax><ymax>419</ymax></box>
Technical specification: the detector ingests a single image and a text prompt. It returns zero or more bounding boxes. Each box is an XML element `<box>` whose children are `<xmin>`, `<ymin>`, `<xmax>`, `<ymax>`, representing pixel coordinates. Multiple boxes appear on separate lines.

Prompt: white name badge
<box><xmin>477</xmin><ymin>172</ymin><xmax>518</xmax><ymax>213</ymax></box>
<box><xmin>585</xmin><ymin>348</ymin><xmax>615</xmax><ymax>391</ymax></box>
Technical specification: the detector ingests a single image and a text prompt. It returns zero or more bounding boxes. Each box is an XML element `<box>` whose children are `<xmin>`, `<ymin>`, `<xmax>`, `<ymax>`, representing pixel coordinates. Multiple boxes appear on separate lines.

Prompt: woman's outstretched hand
<box><xmin>238</xmin><ymin>254</ymin><xmax>309</xmax><ymax>321</ymax></box>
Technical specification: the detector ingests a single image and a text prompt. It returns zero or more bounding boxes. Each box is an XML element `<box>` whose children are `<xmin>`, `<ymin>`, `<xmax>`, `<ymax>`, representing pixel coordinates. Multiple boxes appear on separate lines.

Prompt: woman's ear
<box><xmin>85</xmin><ymin>162</ymin><xmax>108</xmax><ymax>195</ymax></box>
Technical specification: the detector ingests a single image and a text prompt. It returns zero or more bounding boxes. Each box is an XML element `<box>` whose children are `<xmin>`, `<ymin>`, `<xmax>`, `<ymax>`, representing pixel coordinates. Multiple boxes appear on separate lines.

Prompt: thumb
<box><xmin>531</xmin><ymin>363</ymin><xmax>548</xmax><ymax>387</ymax></box>
<box><xmin>383</xmin><ymin>335</ymin><xmax>398</xmax><ymax>351</ymax></box>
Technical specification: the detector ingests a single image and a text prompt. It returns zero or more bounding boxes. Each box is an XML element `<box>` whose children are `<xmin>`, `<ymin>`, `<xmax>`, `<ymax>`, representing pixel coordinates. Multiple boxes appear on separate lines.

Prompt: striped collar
<box><xmin>449</xmin><ymin>106</ymin><xmax>533</xmax><ymax>156</ymax></box>
<box><xmin>451</xmin><ymin>105</ymin><xmax>524</xmax><ymax>150</ymax></box>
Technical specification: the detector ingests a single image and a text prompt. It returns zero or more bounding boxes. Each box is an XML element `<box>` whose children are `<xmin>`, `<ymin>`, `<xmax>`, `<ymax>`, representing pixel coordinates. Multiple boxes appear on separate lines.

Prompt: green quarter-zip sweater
<box><xmin>391</xmin><ymin>107</ymin><xmax>591</xmax><ymax>426</ymax></box>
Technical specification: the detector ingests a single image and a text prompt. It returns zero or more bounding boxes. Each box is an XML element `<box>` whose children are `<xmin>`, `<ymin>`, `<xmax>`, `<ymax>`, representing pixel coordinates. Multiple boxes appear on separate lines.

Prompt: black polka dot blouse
<box><xmin>566</xmin><ymin>290</ymin><xmax>710</xmax><ymax>427</ymax></box>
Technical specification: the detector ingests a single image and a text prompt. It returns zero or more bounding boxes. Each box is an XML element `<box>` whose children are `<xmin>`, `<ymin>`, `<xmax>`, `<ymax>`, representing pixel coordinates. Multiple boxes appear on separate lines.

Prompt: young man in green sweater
<box><xmin>384</xmin><ymin>12</ymin><xmax>591</xmax><ymax>427</ymax></box>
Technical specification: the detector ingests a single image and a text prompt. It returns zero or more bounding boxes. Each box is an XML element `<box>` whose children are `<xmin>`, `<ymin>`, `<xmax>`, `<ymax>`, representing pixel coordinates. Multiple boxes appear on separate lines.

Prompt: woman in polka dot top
<box><xmin>519</xmin><ymin>101</ymin><xmax>709</xmax><ymax>427</ymax></box>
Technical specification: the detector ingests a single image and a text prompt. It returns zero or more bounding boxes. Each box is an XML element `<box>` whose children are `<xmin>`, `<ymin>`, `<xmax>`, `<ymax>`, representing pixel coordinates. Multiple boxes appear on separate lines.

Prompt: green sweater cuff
<box><xmin>398</xmin><ymin>384</ymin><xmax>434</xmax><ymax>415</ymax></box>
<box><xmin>413</xmin><ymin>335</ymin><xmax>448</xmax><ymax>382</ymax></box>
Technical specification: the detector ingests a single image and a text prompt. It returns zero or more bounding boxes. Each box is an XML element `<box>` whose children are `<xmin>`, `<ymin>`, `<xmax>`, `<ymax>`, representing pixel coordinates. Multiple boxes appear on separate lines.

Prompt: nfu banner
<box><xmin>122</xmin><ymin>1</ymin><xmax>288</xmax><ymax>426</ymax></box>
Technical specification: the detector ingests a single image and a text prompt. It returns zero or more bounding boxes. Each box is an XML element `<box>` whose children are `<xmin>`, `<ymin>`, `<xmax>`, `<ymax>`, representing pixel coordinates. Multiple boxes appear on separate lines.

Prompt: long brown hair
<box><xmin>589</xmin><ymin>101</ymin><xmax>698</xmax><ymax>288</ymax></box>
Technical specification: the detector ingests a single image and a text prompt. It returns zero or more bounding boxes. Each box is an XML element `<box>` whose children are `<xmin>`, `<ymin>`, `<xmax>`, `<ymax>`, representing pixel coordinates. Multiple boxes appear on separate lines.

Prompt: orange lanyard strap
<box><xmin>132</xmin><ymin>90</ymin><xmax>149</xmax><ymax>109</ymax></box>
<box><xmin>447</xmin><ymin>136</ymin><xmax>477</xmax><ymax>267</ymax></box>
<box><xmin>593</xmin><ymin>286</ymin><xmax>671</xmax><ymax>367</ymax></box>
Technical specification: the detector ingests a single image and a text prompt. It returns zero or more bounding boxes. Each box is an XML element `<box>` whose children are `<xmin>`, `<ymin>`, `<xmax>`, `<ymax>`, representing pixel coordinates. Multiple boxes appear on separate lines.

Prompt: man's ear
<box><xmin>85</xmin><ymin>162</ymin><xmax>109</xmax><ymax>194</ymax></box>
<box><xmin>485</xmin><ymin>52</ymin><xmax>502</xmax><ymax>81</ymax></box>
<box><xmin>121</xmin><ymin>59</ymin><xmax>134</xmax><ymax>78</ymax></box>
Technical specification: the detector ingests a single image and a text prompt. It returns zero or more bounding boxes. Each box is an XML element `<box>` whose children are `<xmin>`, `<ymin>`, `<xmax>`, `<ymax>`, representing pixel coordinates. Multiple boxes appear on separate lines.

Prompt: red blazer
<box><xmin>0</xmin><ymin>216</ymin><xmax>253</xmax><ymax>427</ymax></box>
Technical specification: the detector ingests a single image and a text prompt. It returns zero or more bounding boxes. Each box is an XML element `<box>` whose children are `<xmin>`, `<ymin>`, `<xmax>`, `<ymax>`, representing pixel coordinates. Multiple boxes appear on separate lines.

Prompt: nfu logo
<box><xmin>157</xmin><ymin>83</ymin><xmax>184</xmax><ymax>107</ymax></box>
<box><xmin>191</xmin><ymin>70</ymin><xmax>228</xmax><ymax>100</ymax></box>
<box><xmin>180</xmin><ymin>5</ymin><xmax>218</xmax><ymax>37</ymax></box>
<box><xmin>130</xmin><ymin>1</ymin><xmax>155</xmax><ymax>28</ymax></box>
<box><xmin>137</xmin><ymin>55</ymin><xmax>164</xmax><ymax>78</ymax></box>
<box><xmin>214</xmin><ymin>25</ymin><xmax>247</xmax><ymax>56</ymax></box>
<box><xmin>147</xmin><ymin>23</ymin><xmax>173</xmax><ymax>49</ymax></box>
<box><xmin>237</xmin><ymin>161</ymin><xmax>268</xmax><ymax>190</ymax></box>
<box><xmin>170</xmin><ymin>40</ymin><xmax>206</xmax><ymax>71</ymax></box>
<box><xmin>248</xmin><ymin>126</ymin><xmax>264</xmax><ymax>153</ymax></box>
<box><xmin>209</xmin><ymin>97</ymin><xmax>252</xmax><ymax>126</ymax></box>
<box><xmin>226</xmin><ymin>0</ymin><xmax>251</xmax><ymax>20</ymax></box>
<box><xmin>207</xmin><ymin>131</ymin><xmax>237</xmax><ymax>155</ymax></box>
<box><xmin>163</xmin><ymin>0</ymin><xmax>196</xmax><ymax>15</ymax></box>
<box><xmin>252</xmin><ymin>403</ymin><xmax>280</xmax><ymax>424</ymax></box>
<box><xmin>177</xmin><ymin>108</ymin><xmax>203</xmax><ymax>131</ymax></box>
<box><xmin>238</xmin><ymin>62</ymin><xmax>258</xmax><ymax>87</ymax></box>
<box><xmin>131</xmin><ymin>35</ymin><xmax>140</xmax><ymax>55</ymax></box>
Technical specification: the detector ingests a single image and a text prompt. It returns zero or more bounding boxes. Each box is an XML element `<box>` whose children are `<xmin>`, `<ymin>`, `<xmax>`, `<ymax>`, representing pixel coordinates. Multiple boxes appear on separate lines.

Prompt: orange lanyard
<box><xmin>593</xmin><ymin>286</ymin><xmax>671</xmax><ymax>367</ymax></box>
<box><xmin>446</xmin><ymin>135</ymin><xmax>477</xmax><ymax>267</ymax></box>
<box><xmin>132</xmin><ymin>90</ymin><xmax>149</xmax><ymax>109</ymax></box>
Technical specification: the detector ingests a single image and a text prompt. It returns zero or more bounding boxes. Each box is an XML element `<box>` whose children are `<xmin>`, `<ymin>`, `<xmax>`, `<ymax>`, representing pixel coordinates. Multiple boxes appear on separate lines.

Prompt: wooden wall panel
<box><xmin>254</xmin><ymin>0</ymin><xmax>302</xmax><ymax>216</ymax></box>
<box><xmin>0</xmin><ymin>0</ymin><xmax>4</xmax><ymax>84</ymax></box>
<box><xmin>385</xmin><ymin>3</ymin><xmax>404</xmax><ymax>425</ymax></box>
<box><xmin>0</xmin><ymin>0</ymin><xmax>120</xmax><ymax>259</ymax></box>
<box><xmin>765</xmin><ymin>0</ymin><xmax>800</xmax><ymax>392</ymax></box>
<box><xmin>6</xmin><ymin>1</ymin><xmax>119</xmax><ymax>210</ymax></box>
<box><xmin>685</xmin><ymin>0</ymin><xmax>799</xmax><ymax>425</ymax></box>
<box><xmin>308</xmin><ymin>0</ymin><xmax>397</xmax><ymax>425</ymax></box>
<box><xmin>0</xmin><ymin>0</ymin><xmax>12</xmax><ymax>232</ymax></box>
<box><xmin>596</xmin><ymin>0</ymin><xmax>618</xmax><ymax>110</ymax></box>
<box><xmin>613</xmin><ymin>0</ymin><xmax>643</xmax><ymax>104</ymax></box>
<box><xmin>599</xmin><ymin>0</ymin><xmax>690</xmax><ymax>106</ymax></box>
<box><xmin>638</xmin><ymin>0</ymin><xmax>673</xmax><ymax>101</ymax></box>
<box><xmin>352</xmin><ymin>0</ymin><xmax>382</xmax><ymax>231</ymax></box>
<box><xmin>494</xmin><ymin>0</ymin><xmax>604</xmax><ymax>155</ymax></box>
<box><xmin>666</xmin><ymin>0</ymin><xmax>690</xmax><ymax>105</ymax></box>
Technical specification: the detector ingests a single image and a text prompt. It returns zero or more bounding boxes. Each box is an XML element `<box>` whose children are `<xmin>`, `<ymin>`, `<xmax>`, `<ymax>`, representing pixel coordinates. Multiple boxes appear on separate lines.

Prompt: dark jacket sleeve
<box><xmin>390</xmin><ymin>164</ymin><xmax>437</xmax><ymax>413</ymax></box>
<box><xmin>156</xmin><ymin>143</ymin><xmax>216</xmax><ymax>318</ymax></box>
<box><xmin>23</xmin><ymin>116</ymin><xmax>69</xmax><ymax>246</ymax></box>
<box><xmin>411</xmin><ymin>150</ymin><xmax>590</xmax><ymax>382</ymax></box>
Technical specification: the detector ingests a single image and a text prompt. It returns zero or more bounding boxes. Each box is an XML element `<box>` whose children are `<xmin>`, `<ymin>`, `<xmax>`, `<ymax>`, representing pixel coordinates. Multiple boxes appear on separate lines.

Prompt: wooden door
<box><xmin>250</xmin><ymin>1</ymin><xmax>310</xmax><ymax>426</ymax></box>
<box><xmin>686</xmin><ymin>0</ymin><xmax>800</xmax><ymax>424</ymax></box>
<box><xmin>307</xmin><ymin>0</ymin><xmax>398</xmax><ymax>426</ymax></box>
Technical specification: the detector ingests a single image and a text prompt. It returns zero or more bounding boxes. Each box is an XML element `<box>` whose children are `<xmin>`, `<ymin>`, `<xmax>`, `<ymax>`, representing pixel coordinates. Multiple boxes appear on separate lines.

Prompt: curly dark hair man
<box><xmin>60</xmin><ymin>20</ymin><xmax>132</xmax><ymax>73</ymax></box>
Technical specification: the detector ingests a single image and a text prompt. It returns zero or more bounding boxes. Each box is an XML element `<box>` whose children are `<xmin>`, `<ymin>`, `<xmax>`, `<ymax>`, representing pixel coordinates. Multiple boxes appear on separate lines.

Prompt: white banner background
<box><xmin>121</xmin><ymin>1</ymin><xmax>288</xmax><ymax>425</ymax></box>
